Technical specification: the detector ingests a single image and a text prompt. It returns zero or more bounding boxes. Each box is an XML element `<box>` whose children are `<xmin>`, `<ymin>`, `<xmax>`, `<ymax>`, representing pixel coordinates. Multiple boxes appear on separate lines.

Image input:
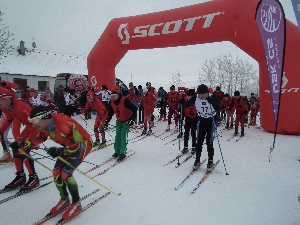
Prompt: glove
<box><xmin>0</xmin><ymin>82</ymin><xmax>6</xmax><ymax>86</ymax></box>
<box><xmin>9</xmin><ymin>141</ymin><xmax>21</xmax><ymax>151</ymax></box>
<box><xmin>47</xmin><ymin>147</ymin><xmax>66</xmax><ymax>158</ymax></box>
<box><xmin>244</xmin><ymin>110</ymin><xmax>249</xmax><ymax>115</ymax></box>
<box><xmin>127</xmin><ymin>120</ymin><xmax>134</xmax><ymax>126</ymax></box>
<box><xmin>228</xmin><ymin>107</ymin><xmax>232</xmax><ymax>111</ymax></box>
<box><xmin>206</xmin><ymin>96</ymin><xmax>214</xmax><ymax>104</ymax></box>
<box><xmin>21</xmin><ymin>140</ymin><xmax>32</xmax><ymax>148</ymax></box>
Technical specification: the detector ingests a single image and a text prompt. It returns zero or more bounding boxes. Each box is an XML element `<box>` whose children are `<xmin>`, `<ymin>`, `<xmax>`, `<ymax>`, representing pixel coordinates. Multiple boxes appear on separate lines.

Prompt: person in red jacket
<box><xmin>21</xmin><ymin>86</ymin><xmax>31</xmax><ymax>102</ymax></box>
<box><xmin>181</xmin><ymin>89</ymin><xmax>198</xmax><ymax>154</ymax></box>
<box><xmin>107</xmin><ymin>86</ymin><xmax>137</xmax><ymax>161</ymax></box>
<box><xmin>228</xmin><ymin>91</ymin><xmax>250</xmax><ymax>136</ymax></box>
<box><xmin>139</xmin><ymin>88</ymin><xmax>157</xmax><ymax>135</ymax></box>
<box><xmin>126</xmin><ymin>82</ymin><xmax>139</xmax><ymax>128</ymax></box>
<box><xmin>248</xmin><ymin>98</ymin><xmax>260</xmax><ymax>126</ymax></box>
<box><xmin>28</xmin><ymin>105</ymin><xmax>92</xmax><ymax>220</ymax></box>
<box><xmin>165</xmin><ymin>85</ymin><xmax>179</xmax><ymax>132</ymax></box>
<box><xmin>29</xmin><ymin>88</ymin><xmax>58</xmax><ymax>110</ymax></box>
<box><xmin>0</xmin><ymin>87</ymin><xmax>41</xmax><ymax>190</ymax></box>
<box><xmin>223</xmin><ymin>93</ymin><xmax>235</xmax><ymax>129</ymax></box>
<box><xmin>81</xmin><ymin>91</ymin><xmax>108</xmax><ymax>147</ymax></box>
<box><xmin>0</xmin><ymin>81</ymin><xmax>20</xmax><ymax>162</ymax></box>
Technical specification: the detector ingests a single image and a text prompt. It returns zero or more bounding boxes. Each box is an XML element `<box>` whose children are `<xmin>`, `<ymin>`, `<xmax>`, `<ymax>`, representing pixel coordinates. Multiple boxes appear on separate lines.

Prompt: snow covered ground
<box><xmin>1</xmin><ymin>109</ymin><xmax>300</xmax><ymax>225</ymax></box>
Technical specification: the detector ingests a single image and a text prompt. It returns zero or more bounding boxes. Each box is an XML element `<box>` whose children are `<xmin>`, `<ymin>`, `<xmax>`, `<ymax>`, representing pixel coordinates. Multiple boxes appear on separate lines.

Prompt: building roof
<box><xmin>0</xmin><ymin>46</ymin><xmax>88</xmax><ymax>77</ymax></box>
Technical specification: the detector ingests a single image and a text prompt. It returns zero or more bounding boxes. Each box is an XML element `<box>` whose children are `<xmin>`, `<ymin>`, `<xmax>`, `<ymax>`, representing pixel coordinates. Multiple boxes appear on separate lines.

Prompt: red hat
<box><xmin>208</xmin><ymin>87</ymin><xmax>213</xmax><ymax>94</ymax></box>
<box><xmin>0</xmin><ymin>87</ymin><xmax>13</xmax><ymax>100</ymax></box>
<box><xmin>111</xmin><ymin>86</ymin><xmax>120</xmax><ymax>94</ymax></box>
<box><xmin>178</xmin><ymin>87</ymin><xmax>186</xmax><ymax>92</ymax></box>
<box><xmin>29</xmin><ymin>88</ymin><xmax>37</xmax><ymax>93</ymax></box>
<box><xmin>87</xmin><ymin>92</ymin><xmax>94</xmax><ymax>98</ymax></box>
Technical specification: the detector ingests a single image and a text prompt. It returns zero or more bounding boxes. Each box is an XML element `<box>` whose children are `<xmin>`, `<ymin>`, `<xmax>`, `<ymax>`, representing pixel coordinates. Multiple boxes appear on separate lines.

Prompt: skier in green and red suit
<box><xmin>108</xmin><ymin>86</ymin><xmax>137</xmax><ymax>162</ymax></box>
<box><xmin>28</xmin><ymin>105</ymin><xmax>93</xmax><ymax>220</ymax></box>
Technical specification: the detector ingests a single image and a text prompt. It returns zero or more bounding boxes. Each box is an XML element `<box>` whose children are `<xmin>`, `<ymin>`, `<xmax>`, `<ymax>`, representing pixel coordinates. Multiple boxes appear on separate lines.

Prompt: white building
<box><xmin>0</xmin><ymin>41</ymin><xmax>88</xmax><ymax>93</ymax></box>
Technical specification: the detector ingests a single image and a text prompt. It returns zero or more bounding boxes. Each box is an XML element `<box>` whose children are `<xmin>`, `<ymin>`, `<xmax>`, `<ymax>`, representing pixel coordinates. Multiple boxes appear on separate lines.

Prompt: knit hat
<box><xmin>224</xmin><ymin>93</ymin><xmax>230</xmax><ymax>98</ymax></box>
<box><xmin>178</xmin><ymin>87</ymin><xmax>185</xmax><ymax>92</ymax></box>
<box><xmin>187</xmin><ymin>89</ymin><xmax>195</xmax><ymax>96</ymax></box>
<box><xmin>29</xmin><ymin>105</ymin><xmax>52</xmax><ymax>120</ymax></box>
<box><xmin>0</xmin><ymin>87</ymin><xmax>13</xmax><ymax>100</ymax></box>
<box><xmin>251</xmin><ymin>93</ymin><xmax>254</xmax><ymax>96</ymax></box>
<box><xmin>216</xmin><ymin>86</ymin><xmax>221</xmax><ymax>91</ymax></box>
<box><xmin>102</xmin><ymin>85</ymin><xmax>108</xmax><ymax>90</ymax></box>
<box><xmin>29</xmin><ymin>88</ymin><xmax>37</xmax><ymax>93</ymax></box>
<box><xmin>111</xmin><ymin>86</ymin><xmax>120</xmax><ymax>94</ymax></box>
<box><xmin>234</xmin><ymin>91</ymin><xmax>240</xmax><ymax>96</ymax></box>
<box><xmin>170</xmin><ymin>85</ymin><xmax>175</xmax><ymax>90</ymax></box>
<box><xmin>197</xmin><ymin>84</ymin><xmax>208</xmax><ymax>94</ymax></box>
<box><xmin>208</xmin><ymin>87</ymin><xmax>213</xmax><ymax>94</ymax></box>
<box><xmin>146</xmin><ymin>82</ymin><xmax>151</xmax><ymax>87</ymax></box>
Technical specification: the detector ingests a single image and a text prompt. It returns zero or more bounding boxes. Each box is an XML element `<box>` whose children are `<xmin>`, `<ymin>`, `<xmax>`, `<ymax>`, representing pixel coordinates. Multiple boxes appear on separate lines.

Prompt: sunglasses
<box><xmin>28</xmin><ymin>117</ymin><xmax>42</xmax><ymax>125</ymax></box>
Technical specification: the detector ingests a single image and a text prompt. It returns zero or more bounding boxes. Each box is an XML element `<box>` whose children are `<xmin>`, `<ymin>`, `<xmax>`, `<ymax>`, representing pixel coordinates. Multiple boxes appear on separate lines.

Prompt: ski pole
<box><xmin>18</xmin><ymin>149</ymin><xmax>53</xmax><ymax>172</ymax></box>
<box><xmin>56</xmin><ymin>155</ymin><xmax>121</xmax><ymax>196</ymax></box>
<box><xmin>211</xmin><ymin>105</ymin><xmax>229</xmax><ymax>175</ymax></box>
<box><xmin>177</xmin><ymin>104</ymin><xmax>183</xmax><ymax>166</ymax></box>
<box><xmin>80</xmin><ymin>114</ymin><xmax>115</xmax><ymax>142</ymax></box>
<box><xmin>42</xmin><ymin>144</ymin><xmax>121</xmax><ymax>196</ymax></box>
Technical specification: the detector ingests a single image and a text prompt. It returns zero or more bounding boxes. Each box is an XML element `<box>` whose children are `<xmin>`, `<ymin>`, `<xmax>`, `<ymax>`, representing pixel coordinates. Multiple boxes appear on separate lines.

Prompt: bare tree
<box><xmin>199</xmin><ymin>58</ymin><xmax>216</xmax><ymax>87</ymax></box>
<box><xmin>0</xmin><ymin>11</ymin><xmax>15</xmax><ymax>60</ymax></box>
<box><xmin>200</xmin><ymin>54</ymin><xmax>258</xmax><ymax>96</ymax></box>
<box><xmin>169</xmin><ymin>70</ymin><xmax>185</xmax><ymax>89</ymax></box>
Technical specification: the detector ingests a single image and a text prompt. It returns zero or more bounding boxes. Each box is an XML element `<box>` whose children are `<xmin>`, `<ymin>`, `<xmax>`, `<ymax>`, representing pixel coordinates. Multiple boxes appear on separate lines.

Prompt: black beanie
<box><xmin>197</xmin><ymin>84</ymin><xmax>208</xmax><ymax>94</ymax></box>
<box><xmin>234</xmin><ymin>91</ymin><xmax>240</xmax><ymax>96</ymax></box>
<box><xmin>30</xmin><ymin>105</ymin><xmax>52</xmax><ymax>120</ymax></box>
<box><xmin>187</xmin><ymin>89</ymin><xmax>195</xmax><ymax>96</ymax></box>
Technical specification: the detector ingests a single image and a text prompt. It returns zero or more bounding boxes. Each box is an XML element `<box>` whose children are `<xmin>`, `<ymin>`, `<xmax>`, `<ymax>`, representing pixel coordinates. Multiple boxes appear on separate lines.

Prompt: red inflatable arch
<box><xmin>87</xmin><ymin>0</ymin><xmax>300</xmax><ymax>134</ymax></box>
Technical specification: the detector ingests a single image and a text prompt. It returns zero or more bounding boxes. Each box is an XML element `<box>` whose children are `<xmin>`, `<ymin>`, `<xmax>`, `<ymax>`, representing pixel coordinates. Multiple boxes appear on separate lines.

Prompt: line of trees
<box><xmin>199</xmin><ymin>54</ymin><xmax>258</xmax><ymax>96</ymax></box>
<box><xmin>0</xmin><ymin>11</ymin><xmax>15</xmax><ymax>61</ymax></box>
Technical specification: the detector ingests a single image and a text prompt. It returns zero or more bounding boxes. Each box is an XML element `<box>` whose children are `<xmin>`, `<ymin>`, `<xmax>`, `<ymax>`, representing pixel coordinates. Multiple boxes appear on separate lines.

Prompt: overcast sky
<box><xmin>1</xmin><ymin>0</ymin><xmax>297</xmax><ymax>89</ymax></box>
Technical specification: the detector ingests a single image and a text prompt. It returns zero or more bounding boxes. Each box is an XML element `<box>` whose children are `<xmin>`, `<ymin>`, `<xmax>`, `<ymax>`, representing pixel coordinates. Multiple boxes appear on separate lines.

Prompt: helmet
<box><xmin>146</xmin><ymin>82</ymin><xmax>151</xmax><ymax>86</ymax></box>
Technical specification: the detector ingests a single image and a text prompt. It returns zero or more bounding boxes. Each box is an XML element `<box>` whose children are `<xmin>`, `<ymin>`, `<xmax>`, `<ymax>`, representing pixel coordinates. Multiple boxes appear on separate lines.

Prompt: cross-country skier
<box><xmin>165</xmin><ymin>85</ymin><xmax>180</xmax><ymax>132</ymax></box>
<box><xmin>80</xmin><ymin>91</ymin><xmax>108</xmax><ymax>147</ymax></box>
<box><xmin>0</xmin><ymin>87</ymin><xmax>41</xmax><ymax>190</ymax></box>
<box><xmin>107</xmin><ymin>86</ymin><xmax>137</xmax><ymax>161</ymax></box>
<box><xmin>180</xmin><ymin>88</ymin><xmax>198</xmax><ymax>154</ymax></box>
<box><xmin>28</xmin><ymin>105</ymin><xmax>93</xmax><ymax>220</ymax></box>
<box><xmin>228</xmin><ymin>90</ymin><xmax>250</xmax><ymax>136</ymax></box>
<box><xmin>183</xmin><ymin>84</ymin><xmax>220</xmax><ymax>172</ymax></box>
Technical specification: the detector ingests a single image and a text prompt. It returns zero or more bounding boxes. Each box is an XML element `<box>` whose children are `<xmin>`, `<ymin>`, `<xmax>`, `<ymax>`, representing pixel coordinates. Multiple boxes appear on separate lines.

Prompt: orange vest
<box><xmin>233</xmin><ymin>96</ymin><xmax>247</xmax><ymax>111</ymax></box>
<box><xmin>111</xmin><ymin>97</ymin><xmax>132</xmax><ymax>121</ymax></box>
<box><xmin>167</xmin><ymin>91</ymin><xmax>179</xmax><ymax>107</ymax></box>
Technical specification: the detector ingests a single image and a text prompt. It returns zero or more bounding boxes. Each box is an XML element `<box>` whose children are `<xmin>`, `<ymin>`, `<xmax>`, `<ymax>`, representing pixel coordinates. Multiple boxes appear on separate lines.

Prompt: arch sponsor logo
<box><xmin>265</xmin><ymin>72</ymin><xmax>300</xmax><ymax>94</ymax></box>
<box><xmin>259</xmin><ymin>3</ymin><xmax>283</xmax><ymax>33</ymax></box>
<box><xmin>68</xmin><ymin>74</ymin><xmax>88</xmax><ymax>93</ymax></box>
<box><xmin>118</xmin><ymin>11</ymin><xmax>225</xmax><ymax>44</ymax></box>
